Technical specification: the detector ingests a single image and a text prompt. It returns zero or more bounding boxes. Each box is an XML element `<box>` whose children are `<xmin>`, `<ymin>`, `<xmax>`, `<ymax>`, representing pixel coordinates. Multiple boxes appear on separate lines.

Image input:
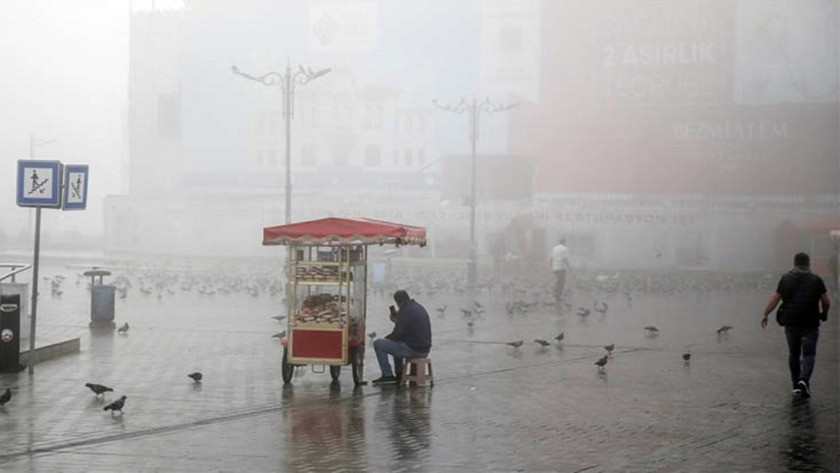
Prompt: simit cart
<box><xmin>262</xmin><ymin>217</ymin><xmax>427</xmax><ymax>385</ymax></box>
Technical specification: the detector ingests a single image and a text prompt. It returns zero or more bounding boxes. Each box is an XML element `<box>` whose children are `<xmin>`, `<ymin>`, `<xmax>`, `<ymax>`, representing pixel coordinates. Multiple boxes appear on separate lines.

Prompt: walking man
<box><xmin>760</xmin><ymin>252</ymin><xmax>831</xmax><ymax>398</ymax></box>
<box><xmin>550</xmin><ymin>237</ymin><xmax>570</xmax><ymax>302</ymax></box>
<box><xmin>372</xmin><ymin>290</ymin><xmax>432</xmax><ymax>384</ymax></box>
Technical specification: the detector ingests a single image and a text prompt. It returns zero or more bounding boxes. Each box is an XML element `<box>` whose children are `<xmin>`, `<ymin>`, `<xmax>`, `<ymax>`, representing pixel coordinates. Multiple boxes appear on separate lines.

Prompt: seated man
<box><xmin>372</xmin><ymin>290</ymin><xmax>432</xmax><ymax>384</ymax></box>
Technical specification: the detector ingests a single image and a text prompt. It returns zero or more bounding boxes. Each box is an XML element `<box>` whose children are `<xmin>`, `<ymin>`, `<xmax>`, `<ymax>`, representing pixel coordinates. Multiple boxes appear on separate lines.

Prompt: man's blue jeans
<box><xmin>785</xmin><ymin>326</ymin><xmax>819</xmax><ymax>386</ymax></box>
<box><xmin>373</xmin><ymin>338</ymin><xmax>427</xmax><ymax>377</ymax></box>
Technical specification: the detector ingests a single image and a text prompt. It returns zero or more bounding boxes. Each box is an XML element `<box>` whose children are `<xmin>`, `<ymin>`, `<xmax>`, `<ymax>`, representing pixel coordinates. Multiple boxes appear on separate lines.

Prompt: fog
<box><xmin>1</xmin><ymin>0</ymin><xmax>838</xmax><ymax>273</ymax></box>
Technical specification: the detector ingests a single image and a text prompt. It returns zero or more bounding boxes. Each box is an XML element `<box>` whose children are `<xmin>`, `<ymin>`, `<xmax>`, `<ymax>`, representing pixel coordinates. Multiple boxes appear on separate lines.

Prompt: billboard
<box><xmin>509</xmin><ymin>0</ymin><xmax>839</xmax><ymax>196</ymax></box>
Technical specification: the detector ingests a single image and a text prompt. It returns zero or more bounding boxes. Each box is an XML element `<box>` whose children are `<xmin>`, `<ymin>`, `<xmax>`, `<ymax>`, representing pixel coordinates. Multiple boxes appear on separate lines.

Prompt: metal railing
<box><xmin>0</xmin><ymin>263</ymin><xmax>32</xmax><ymax>283</ymax></box>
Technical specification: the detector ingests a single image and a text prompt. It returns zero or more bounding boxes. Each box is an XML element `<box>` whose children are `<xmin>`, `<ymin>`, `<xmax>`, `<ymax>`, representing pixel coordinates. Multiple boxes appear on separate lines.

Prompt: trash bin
<box><xmin>0</xmin><ymin>293</ymin><xmax>23</xmax><ymax>373</ymax></box>
<box><xmin>91</xmin><ymin>285</ymin><xmax>116</xmax><ymax>326</ymax></box>
<box><xmin>84</xmin><ymin>269</ymin><xmax>115</xmax><ymax>329</ymax></box>
<box><xmin>0</xmin><ymin>282</ymin><xmax>29</xmax><ymax>339</ymax></box>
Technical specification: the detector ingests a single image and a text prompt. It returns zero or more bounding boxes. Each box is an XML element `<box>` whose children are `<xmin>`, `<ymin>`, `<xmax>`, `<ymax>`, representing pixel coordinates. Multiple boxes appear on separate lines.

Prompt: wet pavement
<box><xmin>0</xmin><ymin>262</ymin><xmax>837</xmax><ymax>472</ymax></box>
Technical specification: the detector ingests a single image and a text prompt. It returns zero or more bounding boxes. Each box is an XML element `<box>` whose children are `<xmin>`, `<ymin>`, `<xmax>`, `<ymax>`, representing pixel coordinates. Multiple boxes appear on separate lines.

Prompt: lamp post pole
<box><xmin>433</xmin><ymin>97</ymin><xmax>518</xmax><ymax>288</ymax></box>
<box><xmin>232</xmin><ymin>61</ymin><xmax>331</xmax><ymax>224</ymax></box>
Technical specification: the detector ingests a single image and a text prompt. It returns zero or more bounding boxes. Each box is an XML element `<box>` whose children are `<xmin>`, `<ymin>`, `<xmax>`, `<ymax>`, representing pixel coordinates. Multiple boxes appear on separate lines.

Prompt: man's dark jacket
<box><xmin>777</xmin><ymin>268</ymin><xmax>827</xmax><ymax>328</ymax></box>
<box><xmin>386</xmin><ymin>299</ymin><xmax>432</xmax><ymax>353</ymax></box>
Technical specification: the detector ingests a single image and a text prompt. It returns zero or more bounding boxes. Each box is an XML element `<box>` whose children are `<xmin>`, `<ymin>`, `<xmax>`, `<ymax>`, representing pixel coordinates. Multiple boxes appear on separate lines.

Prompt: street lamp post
<box><xmin>231</xmin><ymin>61</ymin><xmax>331</xmax><ymax>224</ymax></box>
<box><xmin>433</xmin><ymin>97</ymin><xmax>518</xmax><ymax>288</ymax></box>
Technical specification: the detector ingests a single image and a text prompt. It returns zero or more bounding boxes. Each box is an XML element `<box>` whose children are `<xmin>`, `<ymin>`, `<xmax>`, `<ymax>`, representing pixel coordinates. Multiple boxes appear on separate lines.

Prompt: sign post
<box><xmin>15</xmin><ymin>160</ymin><xmax>88</xmax><ymax>374</ymax></box>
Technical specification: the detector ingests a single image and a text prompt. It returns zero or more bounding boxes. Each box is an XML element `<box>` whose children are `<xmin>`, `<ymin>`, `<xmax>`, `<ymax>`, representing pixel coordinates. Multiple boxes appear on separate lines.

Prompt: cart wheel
<box><xmin>351</xmin><ymin>345</ymin><xmax>364</xmax><ymax>386</ymax></box>
<box><xmin>281</xmin><ymin>347</ymin><xmax>294</xmax><ymax>385</ymax></box>
<box><xmin>329</xmin><ymin>365</ymin><xmax>341</xmax><ymax>381</ymax></box>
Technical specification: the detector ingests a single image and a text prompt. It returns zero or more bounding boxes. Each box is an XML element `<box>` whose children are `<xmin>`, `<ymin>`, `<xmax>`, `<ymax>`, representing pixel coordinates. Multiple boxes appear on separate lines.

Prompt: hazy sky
<box><xmin>0</xmin><ymin>0</ymin><xmax>130</xmax><ymax>236</ymax></box>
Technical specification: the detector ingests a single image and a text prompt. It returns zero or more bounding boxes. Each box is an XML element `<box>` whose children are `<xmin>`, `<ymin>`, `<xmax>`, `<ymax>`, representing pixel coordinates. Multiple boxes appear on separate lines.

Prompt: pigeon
<box><xmin>460</xmin><ymin>308</ymin><xmax>473</xmax><ymax>317</ymax></box>
<box><xmin>466</xmin><ymin>319</ymin><xmax>474</xmax><ymax>328</ymax></box>
<box><xmin>644</xmin><ymin>326</ymin><xmax>659</xmax><ymax>333</ymax></box>
<box><xmin>271</xmin><ymin>330</ymin><xmax>286</xmax><ymax>339</ymax></box>
<box><xmin>595</xmin><ymin>356</ymin><xmax>608</xmax><ymax>371</ymax></box>
<box><xmin>534</xmin><ymin>339</ymin><xmax>550</xmax><ymax>347</ymax></box>
<box><xmin>85</xmin><ymin>383</ymin><xmax>114</xmax><ymax>397</ymax></box>
<box><xmin>716</xmin><ymin>325</ymin><xmax>733</xmax><ymax>335</ymax></box>
<box><xmin>682</xmin><ymin>353</ymin><xmax>691</xmax><ymax>362</ymax></box>
<box><xmin>103</xmin><ymin>395</ymin><xmax>126</xmax><ymax>414</ymax></box>
<box><xmin>474</xmin><ymin>301</ymin><xmax>484</xmax><ymax>309</ymax></box>
<box><xmin>367</xmin><ymin>331</ymin><xmax>376</xmax><ymax>340</ymax></box>
<box><xmin>117</xmin><ymin>322</ymin><xmax>129</xmax><ymax>333</ymax></box>
<box><xmin>604</xmin><ymin>343</ymin><xmax>615</xmax><ymax>355</ymax></box>
<box><xmin>435</xmin><ymin>305</ymin><xmax>447</xmax><ymax>315</ymax></box>
<box><xmin>554</xmin><ymin>332</ymin><xmax>565</xmax><ymax>342</ymax></box>
<box><xmin>576</xmin><ymin>307</ymin><xmax>591</xmax><ymax>317</ymax></box>
<box><xmin>188</xmin><ymin>372</ymin><xmax>203</xmax><ymax>383</ymax></box>
<box><xmin>0</xmin><ymin>388</ymin><xmax>10</xmax><ymax>407</ymax></box>
<box><xmin>594</xmin><ymin>301</ymin><xmax>609</xmax><ymax>314</ymax></box>
<box><xmin>506</xmin><ymin>340</ymin><xmax>524</xmax><ymax>349</ymax></box>
<box><xmin>271</xmin><ymin>315</ymin><xmax>287</xmax><ymax>322</ymax></box>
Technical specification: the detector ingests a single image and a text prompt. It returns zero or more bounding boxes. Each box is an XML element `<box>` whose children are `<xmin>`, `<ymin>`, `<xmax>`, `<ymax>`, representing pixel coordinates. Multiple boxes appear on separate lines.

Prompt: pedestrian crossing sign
<box><xmin>16</xmin><ymin>160</ymin><xmax>63</xmax><ymax>208</ymax></box>
<box><xmin>62</xmin><ymin>164</ymin><xmax>89</xmax><ymax>210</ymax></box>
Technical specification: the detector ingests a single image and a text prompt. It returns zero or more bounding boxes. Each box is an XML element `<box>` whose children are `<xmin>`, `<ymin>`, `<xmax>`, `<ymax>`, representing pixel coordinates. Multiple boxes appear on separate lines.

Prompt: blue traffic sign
<box><xmin>62</xmin><ymin>164</ymin><xmax>89</xmax><ymax>210</ymax></box>
<box><xmin>16</xmin><ymin>160</ymin><xmax>62</xmax><ymax>208</ymax></box>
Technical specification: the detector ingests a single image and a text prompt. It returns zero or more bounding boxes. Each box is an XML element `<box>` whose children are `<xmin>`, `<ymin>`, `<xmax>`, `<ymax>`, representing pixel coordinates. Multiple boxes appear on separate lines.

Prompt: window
<box><xmin>301</xmin><ymin>145</ymin><xmax>316</xmax><ymax>167</ymax></box>
<box><xmin>365</xmin><ymin>145</ymin><xmax>381</xmax><ymax>166</ymax></box>
<box><xmin>157</xmin><ymin>93</ymin><xmax>180</xmax><ymax>139</ymax></box>
<box><xmin>405</xmin><ymin>115</ymin><xmax>413</xmax><ymax>134</ymax></box>
<box><xmin>333</xmin><ymin>148</ymin><xmax>349</xmax><ymax>166</ymax></box>
<box><xmin>404</xmin><ymin>148</ymin><xmax>412</xmax><ymax>166</ymax></box>
<box><xmin>418</xmin><ymin>148</ymin><xmax>426</xmax><ymax>166</ymax></box>
<box><xmin>393</xmin><ymin>150</ymin><xmax>399</xmax><ymax>165</ymax></box>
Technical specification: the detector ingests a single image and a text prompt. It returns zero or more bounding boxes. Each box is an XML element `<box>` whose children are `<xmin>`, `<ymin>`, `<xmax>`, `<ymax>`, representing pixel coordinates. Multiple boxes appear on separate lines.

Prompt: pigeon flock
<box><xmin>367</xmin><ymin>265</ymin><xmax>747</xmax><ymax>378</ymax></box>
<box><xmin>1</xmin><ymin>263</ymin><xmax>752</xmax><ymax>421</ymax></box>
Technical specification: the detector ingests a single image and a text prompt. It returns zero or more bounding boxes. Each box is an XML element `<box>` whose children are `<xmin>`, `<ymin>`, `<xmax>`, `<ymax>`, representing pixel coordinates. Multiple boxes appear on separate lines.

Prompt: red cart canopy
<box><xmin>263</xmin><ymin>217</ymin><xmax>427</xmax><ymax>247</ymax></box>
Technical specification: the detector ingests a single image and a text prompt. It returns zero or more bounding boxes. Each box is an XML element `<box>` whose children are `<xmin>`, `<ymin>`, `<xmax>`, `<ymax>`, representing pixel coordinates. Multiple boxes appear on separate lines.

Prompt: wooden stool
<box><xmin>402</xmin><ymin>357</ymin><xmax>434</xmax><ymax>387</ymax></box>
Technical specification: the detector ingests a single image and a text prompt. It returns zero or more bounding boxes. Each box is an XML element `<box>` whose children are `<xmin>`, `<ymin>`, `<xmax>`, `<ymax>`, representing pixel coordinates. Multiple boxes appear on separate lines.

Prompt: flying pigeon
<box><xmin>576</xmin><ymin>307</ymin><xmax>591</xmax><ymax>317</ymax></box>
<box><xmin>644</xmin><ymin>326</ymin><xmax>659</xmax><ymax>333</ymax></box>
<box><xmin>474</xmin><ymin>301</ymin><xmax>484</xmax><ymax>309</ymax></box>
<box><xmin>716</xmin><ymin>325</ymin><xmax>733</xmax><ymax>335</ymax></box>
<box><xmin>117</xmin><ymin>322</ymin><xmax>129</xmax><ymax>333</ymax></box>
<box><xmin>85</xmin><ymin>383</ymin><xmax>114</xmax><ymax>397</ymax></box>
<box><xmin>682</xmin><ymin>353</ymin><xmax>691</xmax><ymax>362</ymax></box>
<box><xmin>271</xmin><ymin>315</ymin><xmax>286</xmax><ymax>322</ymax></box>
<box><xmin>271</xmin><ymin>330</ymin><xmax>286</xmax><ymax>339</ymax></box>
<box><xmin>604</xmin><ymin>344</ymin><xmax>615</xmax><ymax>355</ymax></box>
<box><xmin>466</xmin><ymin>319</ymin><xmax>474</xmax><ymax>327</ymax></box>
<box><xmin>534</xmin><ymin>339</ymin><xmax>550</xmax><ymax>347</ymax></box>
<box><xmin>554</xmin><ymin>332</ymin><xmax>565</xmax><ymax>342</ymax></box>
<box><xmin>435</xmin><ymin>305</ymin><xmax>447</xmax><ymax>315</ymax></box>
<box><xmin>506</xmin><ymin>340</ymin><xmax>524</xmax><ymax>348</ymax></box>
<box><xmin>460</xmin><ymin>308</ymin><xmax>473</xmax><ymax>317</ymax></box>
<box><xmin>595</xmin><ymin>356</ymin><xmax>608</xmax><ymax>371</ymax></box>
<box><xmin>103</xmin><ymin>395</ymin><xmax>127</xmax><ymax>414</ymax></box>
<box><xmin>0</xmin><ymin>388</ymin><xmax>10</xmax><ymax>407</ymax></box>
<box><xmin>188</xmin><ymin>372</ymin><xmax>203</xmax><ymax>383</ymax></box>
<box><xmin>367</xmin><ymin>331</ymin><xmax>376</xmax><ymax>340</ymax></box>
<box><xmin>594</xmin><ymin>301</ymin><xmax>609</xmax><ymax>314</ymax></box>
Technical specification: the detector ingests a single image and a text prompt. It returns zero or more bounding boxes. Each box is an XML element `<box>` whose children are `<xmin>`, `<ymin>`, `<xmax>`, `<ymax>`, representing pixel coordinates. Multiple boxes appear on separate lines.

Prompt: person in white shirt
<box><xmin>551</xmin><ymin>237</ymin><xmax>570</xmax><ymax>301</ymax></box>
